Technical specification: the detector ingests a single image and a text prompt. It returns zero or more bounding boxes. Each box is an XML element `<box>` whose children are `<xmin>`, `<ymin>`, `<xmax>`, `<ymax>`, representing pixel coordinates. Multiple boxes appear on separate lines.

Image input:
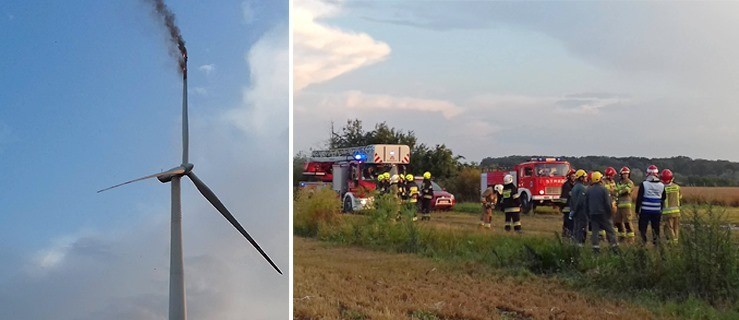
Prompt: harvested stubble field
<box><xmin>293</xmin><ymin>200</ymin><xmax>739</xmax><ymax>320</ymax></box>
<box><xmin>294</xmin><ymin>237</ymin><xmax>656</xmax><ymax>320</ymax></box>
<box><xmin>681</xmin><ymin>187</ymin><xmax>739</xmax><ymax>207</ymax></box>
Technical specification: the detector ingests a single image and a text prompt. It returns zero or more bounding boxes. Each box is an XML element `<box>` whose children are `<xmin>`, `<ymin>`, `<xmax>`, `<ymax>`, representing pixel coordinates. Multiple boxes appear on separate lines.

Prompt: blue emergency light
<box><xmin>353</xmin><ymin>151</ymin><xmax>367</xmax><ymax>161</ymax></box>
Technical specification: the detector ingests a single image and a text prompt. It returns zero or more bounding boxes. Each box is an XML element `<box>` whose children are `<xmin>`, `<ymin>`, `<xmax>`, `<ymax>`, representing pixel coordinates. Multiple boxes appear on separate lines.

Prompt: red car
<box><xmin>414</xmin><ymin>178</ymin><xmax>456</xmax><ymax>211</ymax></box>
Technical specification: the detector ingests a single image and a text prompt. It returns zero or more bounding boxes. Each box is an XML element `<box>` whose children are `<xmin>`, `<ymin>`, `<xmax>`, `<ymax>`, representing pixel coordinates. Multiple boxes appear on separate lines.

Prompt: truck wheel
<box><xmin>343</xmin><ymin>197</ymin><xmax>353</xmax><ymax>214</ymax></box>
<box><xmin>521</xmin><ymin>193</ymin><xmax>532</xmax><ymax>215</ymax></box>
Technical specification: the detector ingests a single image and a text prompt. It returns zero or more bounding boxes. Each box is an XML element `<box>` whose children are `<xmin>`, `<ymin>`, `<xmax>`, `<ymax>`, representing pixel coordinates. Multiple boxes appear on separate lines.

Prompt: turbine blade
<box><xmin>186</xmin><ymin>171</ymin><xmax>283</xmax><ymax>275</ymax></box>
<box><xmin>97</xmin><ymin>167</ymin><xmax>185</xmax><ymax>193</ymax></box>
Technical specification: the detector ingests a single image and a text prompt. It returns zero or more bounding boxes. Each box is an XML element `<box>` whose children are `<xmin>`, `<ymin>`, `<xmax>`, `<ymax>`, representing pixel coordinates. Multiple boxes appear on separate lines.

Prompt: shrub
<box><xmin>294</xmin><ymin>187</ymin><xmax>341</xmax><ymax>237</ymax></box>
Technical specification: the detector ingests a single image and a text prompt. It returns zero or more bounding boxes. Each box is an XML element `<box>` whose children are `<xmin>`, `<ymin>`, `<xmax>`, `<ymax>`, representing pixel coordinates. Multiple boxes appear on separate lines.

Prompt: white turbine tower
<box><xmin>98</xmin><ymin>52</ymin><xmax>282</xmax><ymax>320</ymax></box>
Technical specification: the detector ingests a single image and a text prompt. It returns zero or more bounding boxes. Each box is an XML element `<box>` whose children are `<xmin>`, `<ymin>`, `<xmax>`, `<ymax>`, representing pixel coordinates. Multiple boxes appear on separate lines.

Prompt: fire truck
<box><xmin>480</xmin><ymin>157</ymin><xmax>571</xmax><ymax>214</ymax></box>
<box><xmin>301</xmin><ymin>144</ymin><xmax>411</xmax><ymax>212</ymax></box>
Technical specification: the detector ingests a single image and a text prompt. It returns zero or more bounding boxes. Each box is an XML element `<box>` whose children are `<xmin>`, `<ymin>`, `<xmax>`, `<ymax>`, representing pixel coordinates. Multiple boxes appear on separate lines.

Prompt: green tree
<box><xmin>293</xmin><ymin>151</ymin><xmax>309</xmax><ymax>187</ymax></box>
<box><xmin>444</xmin><ymin>166</ymin><xmax>483</xmax><ymax>202</ymax></box>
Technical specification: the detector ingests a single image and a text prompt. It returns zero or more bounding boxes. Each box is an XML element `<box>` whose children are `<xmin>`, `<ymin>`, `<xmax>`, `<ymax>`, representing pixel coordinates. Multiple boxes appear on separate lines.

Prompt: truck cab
<box><xmin>481</xmin><ymin>157</ymin><xmax>570</xmax><ymax>213</ymax></box>
<box><xmin>300</xmin><ymin>144</ymin><xmax>412</xmax><ymax>213</ymax></box>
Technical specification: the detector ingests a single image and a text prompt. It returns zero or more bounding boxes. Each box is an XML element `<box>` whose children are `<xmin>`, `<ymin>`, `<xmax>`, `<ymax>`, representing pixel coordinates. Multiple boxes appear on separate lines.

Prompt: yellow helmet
<box><xmin>406</xmin><ymin>174</ymin><xmax>414</xmax><ymax>181</ymax></box>
<box><xmin>378</xmin><ymin>175</ymin><xmax>385</xmax><ymax>181</ymax></box>
<box><xmin>591</xmin><ymin>171</ymin><xmax>603</xmax><ymax>183</ymax></box>
<box><xmin>383</xmin><ymin>172</ymin><xmax>390</xmax><ymax>179</ymax></box>
<box><xmin>575</xmin><ymin>169</ymin><xmax>587</xmax><ymax>179</ymax></box>
<box><xmin>423</xmin><ymin>171</ymin><xmax>431</xmax><ymax>179</ymax></box>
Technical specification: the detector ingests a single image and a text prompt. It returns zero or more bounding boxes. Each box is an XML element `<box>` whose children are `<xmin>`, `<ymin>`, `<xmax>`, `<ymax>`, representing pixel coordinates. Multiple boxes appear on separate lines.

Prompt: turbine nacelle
<box><xmin>157</xmin><ymin>163</ymin><xmax>194</xmax><ymax>183</ymax></box>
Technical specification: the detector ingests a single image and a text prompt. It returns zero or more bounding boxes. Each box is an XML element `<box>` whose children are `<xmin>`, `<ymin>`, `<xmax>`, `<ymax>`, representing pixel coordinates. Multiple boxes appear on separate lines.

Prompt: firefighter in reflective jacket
<box><xmin>661</xmin><ymin>169</ymin><xmax>681</xmax><ymax>245</ymax></box>
<box><xmin>480</xmin><ymin>184</ymin><xmax>501</xmax><ymax>229</ymax></box>
<box><xmin>560</xmin><ymin>169</ymin><xmax>576</xmax><ymax>238</ymax></box>
<box><xmin>382</xmin><ymin>172</ymin><xmax>391</xmax><ymax>194</ymax></box>
<box><xmin>376</xmin><ymin>174</ymin><xmax>387</xmax><ymax>194</ymax></box>
<box><xmin>635</xmin><ymin>165</ymin><xmax>666</xmax><ymax>245</ymax></box>
<box><xmin>500</xmin><ymin>174</ymin><xmax>522</xmax><ymax>232</ymax></box>
<box><xmin>597</xmin><ymin>167</ymin><xmax>618</xmax><ymax>239</ymax></box>
<box><xmin>406</xmin><ymin>174</ymin><xmax>420</xmax><ymax>221</ymax></box>
<box><xmin>398</xmin><ymin>173</ymin><xmax>408</xmax><ymax>201</ymax></box>
<box><xmin>420</xmin><ymin>172</ymin><xmax>434</xmax><ymax>221</ymax></box>
<box><xmin>615</xmin><ymin>166</ymin><xmax>636</xmax><ymax>240</ymax></box>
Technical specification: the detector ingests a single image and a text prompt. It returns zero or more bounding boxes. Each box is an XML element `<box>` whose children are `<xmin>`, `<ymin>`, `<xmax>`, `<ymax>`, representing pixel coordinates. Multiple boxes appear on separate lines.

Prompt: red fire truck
<box><xmin>301</xmin><ymin>144</ymin><xmax>412</xmax><ymax>212</ymax></box>
<box><xmin>480</xmin><ymin>157</ymin><xmax>571</xmax><ymax>214</ymax></box>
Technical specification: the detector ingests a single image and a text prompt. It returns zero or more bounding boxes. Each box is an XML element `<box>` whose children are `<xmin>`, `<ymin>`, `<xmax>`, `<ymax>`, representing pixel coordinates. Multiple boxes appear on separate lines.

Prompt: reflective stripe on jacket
<box><xmin>500</xmin><ymin>183</ymin><xmax>520</xmax><ymax>211</ymax></box>
<box><xmin>662</xmin><ymin>182</ymin><xmax>681</xmax><ymax>214</ymax></box>
<box><xmin>638</xmin><ymin>180</ymin><xmax>665</xmax><ymax>214</ymax></box>
<box><xmin>616</xmin><ymin>178</ymin><xmax>634</xmax><ymax>208</ymax></box>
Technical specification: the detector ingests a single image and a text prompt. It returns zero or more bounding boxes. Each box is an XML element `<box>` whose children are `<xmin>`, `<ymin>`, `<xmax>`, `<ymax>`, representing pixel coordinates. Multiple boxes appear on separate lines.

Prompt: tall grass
<box><xmin>295</xmin><ymin>193</ymin><xmax>739</xmax><ymax>313</ymax></box>
<box><xmin>294</xmin><ymin>187</ymin><xmax>341</xmax><ymax>237</ymax></box>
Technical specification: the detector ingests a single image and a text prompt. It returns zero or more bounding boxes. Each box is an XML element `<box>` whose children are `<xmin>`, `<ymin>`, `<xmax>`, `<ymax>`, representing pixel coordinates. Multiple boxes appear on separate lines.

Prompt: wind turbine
<box><xmin>98</xmin><ymin>52</ymin><xmax>282</xmax><ymax>320</ymax></box>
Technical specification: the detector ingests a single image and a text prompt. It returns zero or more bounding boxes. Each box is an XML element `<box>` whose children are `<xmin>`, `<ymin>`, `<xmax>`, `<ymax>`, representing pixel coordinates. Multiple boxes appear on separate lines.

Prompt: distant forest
<box><xmin>480</xmin><ymin>156</ymin><xmax>739</xmax><ymax>187</ymax></box>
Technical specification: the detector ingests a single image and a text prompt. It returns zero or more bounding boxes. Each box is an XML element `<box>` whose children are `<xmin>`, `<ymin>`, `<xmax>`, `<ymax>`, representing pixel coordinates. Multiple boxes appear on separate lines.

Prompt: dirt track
<box><xmin>294</xmin><ymin>237</ymin><xmax>660</xmax><ymax>320</ymax></box>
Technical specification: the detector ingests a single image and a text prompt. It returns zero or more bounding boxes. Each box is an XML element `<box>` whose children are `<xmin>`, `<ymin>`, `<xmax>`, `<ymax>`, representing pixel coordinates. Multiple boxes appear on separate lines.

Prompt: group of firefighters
<box><xmin>481</xmin><ymin>165</ymin><xmax>682</xmax><ymax>253</ymax></box>
<box><xmin>376</xmin><ymin>171</ymin><xmax>435</xmax><ymax>221</ymax></box>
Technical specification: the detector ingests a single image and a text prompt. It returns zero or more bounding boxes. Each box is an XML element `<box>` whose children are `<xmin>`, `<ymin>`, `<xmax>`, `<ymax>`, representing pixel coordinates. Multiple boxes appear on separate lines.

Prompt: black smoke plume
<box><xmin>145</xmin><ymin>0</ymin><xmax>188</xmax><ymax>76</ymax></box>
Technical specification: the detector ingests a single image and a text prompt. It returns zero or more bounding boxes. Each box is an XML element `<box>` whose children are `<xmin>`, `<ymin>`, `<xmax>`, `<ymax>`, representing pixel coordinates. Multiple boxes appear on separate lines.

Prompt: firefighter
<box><xmin>585</xmin><ymin>171</ymin><xmax>619</xmax><ymax>253</ymax></box>
<box><xmin>420</xmin><ymin>171</ymin><xmax>434</xmax><ymax>221</ymax></box>
<box><xmin>398</xmin><ymin>173</ymin><xmax>408</xmax><ymax>201</ymax></box>
<box><xmin>570</xmin><ymin>169</ymin><xmax>589</xmax><ymax>245</ymax></box>
<box><xmin>406</xmin><ymin>174</ymin><xmax>420</xmax><ymax>221</ymax></box>
<box><xmin>389</xmin><ymin>174</ymin><xmax>400</xmax><ymax>199</ymax></box>
<box><xmin>560</xmin><ymin>169</ymin><xmax>576</xmax><ymax>238</ymax></box>
<box><xmin>661</xmin><ymin>169</ymin><xmax>682</xmax><ymax>245</ymax></box>
<box><xmin>500</xmin><ymin>174</ymin><xmax>522</xmax><ymax>232</ymax></box>
<box><xmin>635</xmin><ymin>165</ymin><xmax>666</xmax><ymax>245</ymax></box>
<box><xmin>604</xmin><ymin>167</ymin><xmax>618</xmax><ymax>209</ymax></box>
<box><xmin>597</xmin><ymin>167</ymin><xmax>618</xmax><ymax>239</ymax></box>
<box><xmin>615</xmin><ymin>166</ymin><xmax>636</xmax><ymax>241</ymax></box>
<box><xmin>382</xmin><ymin>172</ymin><xmax>391</xmax><ymax>194</ymax></box>
<box><xmin>480</xmin><ymin>185</ymin><xmax>497</xmax><ymax>229</ymax></box>
<box><xmin>376</xmin><ymin>174</ymin><xmax>386</xmax><ymax>194</ymax></box>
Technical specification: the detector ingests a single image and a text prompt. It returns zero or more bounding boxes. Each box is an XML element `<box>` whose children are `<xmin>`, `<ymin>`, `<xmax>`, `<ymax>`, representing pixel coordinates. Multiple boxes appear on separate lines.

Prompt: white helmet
<box><xmin>390</xmin><ymin>174</ymin><xmax>399</xmax><ymax>183</ymax></box>
<box><xmin>503</xmin><ymin>174</ymin><xmax>513</xmax><ymax>184</ymax></box>
<box><xmin>646</xmin><ymin>165</ymin><xmax>659</xmax><ymax>177</ymax></box>
<box><xmin>494</xmin><ymin>184</ymin><xmax>504</xmax><ymax>194</ymax></box>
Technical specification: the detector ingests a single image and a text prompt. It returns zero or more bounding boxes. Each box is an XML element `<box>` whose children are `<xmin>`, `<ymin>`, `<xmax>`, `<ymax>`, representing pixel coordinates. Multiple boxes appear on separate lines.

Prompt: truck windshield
<box><xmin>535</xmin><ymin>164</ymin><xmax>570</xmax><ymax>177</ymax></box>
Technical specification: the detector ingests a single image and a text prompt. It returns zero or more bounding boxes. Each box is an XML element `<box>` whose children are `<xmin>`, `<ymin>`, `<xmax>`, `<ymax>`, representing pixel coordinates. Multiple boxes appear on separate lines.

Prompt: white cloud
<box><xmin>224</xmin><ymin>23</ymin><xmax>288</xmax><ymax>137</ymax></box>
<box><xmin>318</xmin><ymin>90</ymin><xmax>462</xmax><ymax>119</ymax></box>
<box><xmin>241</xmin><ymin>1</ymin><xmax>255</xmax><ymax>24</ymax></box>
<box><xmin>193</xmin><ymin>87</ymin><xmax>208</xmax><ymax>95</ymax></box>
<box><xmin>293</xmin><ymin>0</ymin><xmax>391</xmax><ymax>91</ymax></box>
<box><xmin>198</xmin><ymin>64</ymin><xmax>215</xmax><ymax>75</ymax></box>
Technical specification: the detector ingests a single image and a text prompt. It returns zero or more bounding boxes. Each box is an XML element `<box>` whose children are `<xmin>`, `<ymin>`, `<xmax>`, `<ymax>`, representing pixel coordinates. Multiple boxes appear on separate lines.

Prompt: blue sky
<box><xmin>294</xmin><ymin>1</ymin><xmax>739</xmax><ymax>163</ymax></box>
<box><xmin>0</xmin><ymin>1</ymin><xmax>288</xmax><ymax>318</ymax></box>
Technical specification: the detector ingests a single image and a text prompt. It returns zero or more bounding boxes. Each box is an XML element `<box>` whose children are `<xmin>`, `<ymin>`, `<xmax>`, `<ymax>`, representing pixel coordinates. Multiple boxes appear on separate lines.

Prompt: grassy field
<box><xmin>295</xmin><ymin>189</ymin><xmax>739</xmax><ymax>319</ymax></box>
<box><xmin>294</xmin><ymin>237</ymin><xmax>658</xmax><ymax>320</ymax></box>
<box><xmin>453</xmin><ymin>202</ymin><xmax>739</xmax><ymax>226</ymax></box>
